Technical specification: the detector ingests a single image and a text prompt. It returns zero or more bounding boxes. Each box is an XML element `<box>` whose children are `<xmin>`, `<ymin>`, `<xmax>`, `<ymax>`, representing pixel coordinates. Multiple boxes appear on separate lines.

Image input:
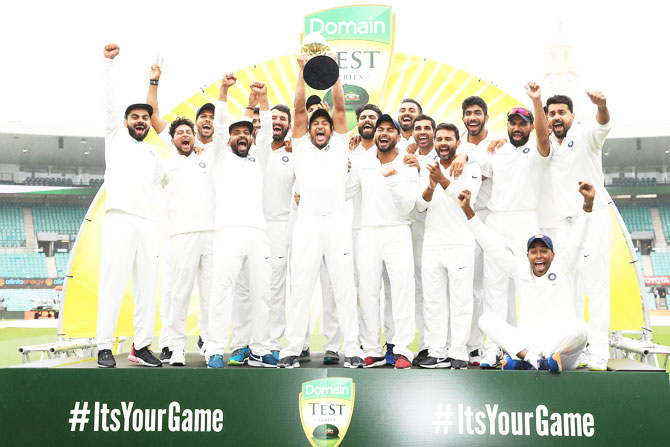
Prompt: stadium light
<box><xmin>613</xmin><ymin>194</ymin><xmax>632</xmax><ymax>199</ymax></box>
<box><xmin>636</xmin><ymin>194</ymin><xmax>657</xmax><ymax>199</ymax></box>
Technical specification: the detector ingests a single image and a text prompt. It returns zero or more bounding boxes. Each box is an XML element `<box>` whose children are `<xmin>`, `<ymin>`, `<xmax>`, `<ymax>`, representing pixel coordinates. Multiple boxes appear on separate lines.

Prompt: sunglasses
<box><xmin>507</xmin><ymin>107</ymin><xmax>532</xmax><ymax>118</ymax></box>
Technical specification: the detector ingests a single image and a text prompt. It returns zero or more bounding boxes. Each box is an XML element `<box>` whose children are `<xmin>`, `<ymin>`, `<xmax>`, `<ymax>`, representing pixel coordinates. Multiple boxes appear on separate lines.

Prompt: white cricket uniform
<box><xmin>255</xmin><ymin>111</ymin><xmax>296</xmax><ymax>351</ymax></box>
<box><xmin>550</xmin><ymin>121</ymin><xmax>612</xmax><ymax>361</ymax></box>
<box><xmin>157</xmin><ymin>133</ymin><xmax>215</xmax><ymax>353</ymax></box>
<box><xmin>416</xmin><ymin>161</ymin><xmax>481</xmax><ymax>361</ymax></box>
<box><xmin>207</xmin><ymin>101</ymin><xmax>272</xmax><ymax>357</ymax></box>
<box><xmin>479</xmin><ymin>141</ymin><xmax>551</xmax><ymax>354</ymax></box>
<box><xmin>471</xmin><ymin>211</ymin><xmax>590</xmax><ymax>370</ymax></box>
<box><xmin>396</xmin><ymin>135</ymin><xmax>415</xmax><ymax>153</ymax></box>
<box><xmin>346</xmin><ymin>149</ymin><xmax>418</xmax><ymax>360</ymax></box>
<box><xmin>411</xmin><ymin>148</ymin><xmax>440</xmax><ymax>351</ymax></box>
<box><xmin>96</xmin><ymin>58</ymin><xmax>164</xmax><ymax>352</ymax></box>
<box><xmin>281</xmin><ymin>132</ymin><xmax>363</xmax><ymax>359</ymax></box>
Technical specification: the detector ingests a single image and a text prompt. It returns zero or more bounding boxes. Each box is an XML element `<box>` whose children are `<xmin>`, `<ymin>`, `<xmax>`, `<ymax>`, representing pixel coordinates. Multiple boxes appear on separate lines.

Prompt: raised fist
<box><xmin>103</xmin><ymin>44</ymin><xmax>120</xmax><ymax>59</ymax></box>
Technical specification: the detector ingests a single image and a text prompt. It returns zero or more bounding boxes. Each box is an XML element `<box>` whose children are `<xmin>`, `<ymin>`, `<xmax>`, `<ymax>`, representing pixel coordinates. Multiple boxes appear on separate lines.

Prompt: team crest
<box><xmin>548</xmin><ymin>273</ymin><xmax>557</xmax><ymax>281</ymax></box>
<box><xmin>299</xmin><ymin>378</ymin><xmax>355</xmax><ymax>447</ymax></box>
<box><xmin>199</xmin><ymin>162</ymin><xmax>206</xmax><ymax>168</ymax></box>
<box><xmin>522</xmin><ymin>147</ymin><xmax>530</xmax><ymax>154</ymax></box>
<box><xmin>282</xmin><ymin>155</ymin><xmax>290</xmax><ymax>162</ymax></box>
<box><xmin>248</xmin><ymin>157</ymin><xmax>256</xmax><ymax>162</ymax></box>
<box><xmin>568</xmin><ymin>141</ymin><xmax>574</xmax><ymax>147</ymax></box>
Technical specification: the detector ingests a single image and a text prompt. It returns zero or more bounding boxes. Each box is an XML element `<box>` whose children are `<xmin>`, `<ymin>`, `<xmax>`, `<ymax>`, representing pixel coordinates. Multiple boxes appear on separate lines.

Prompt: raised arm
<box><xmin>243</xmin><ymin>88</ymin><xmax>260</xmax><ymax>119</ymax></box>
<box><xmin>146</xmin><ymin>56</ymin><xmax>168</xmax><ymax>135</ymax></box>
<box><xmin>562</xmin><ymin>182</ymin><xmax>595</xmax><ymax>269</ymax></box>
<box><xmin>330</xmin><ymin>54</ymin><xmax>347</xmax><ymax>134</ymax></box>
<box><xmin>251</xmin><ymin>82</ymin><xmax>271</xmax><ymax>167</ymax></box>
<box><xmin>102</xmin><ymin>44</ymin><xmax>122</xmax><ymax>135</ymax></box>
<box><xmin>212</xmin><ymin>74</ymin><xmax>237</xmax><ymax>156</ymax></box>
<box><xmin>292</xmin><ymin>54</ymin><xmax>309</xmax><ymax>139</ymax></box>
<box><xmin>586</xmin><ymin>90</ymin><xmax>610</xmax><ymax>126</ymax></box>
<box><xmin>526</xmin><ymin>82</ymin><xmax>550</xmax><ymax>157</ymax></box>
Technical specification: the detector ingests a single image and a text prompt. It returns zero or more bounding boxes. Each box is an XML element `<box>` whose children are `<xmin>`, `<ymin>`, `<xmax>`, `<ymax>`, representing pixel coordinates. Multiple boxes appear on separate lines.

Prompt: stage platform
<box><xmin>1</xmin><ymin>352</ymin><xmax>669</xmax><ymax>446</ymax></box>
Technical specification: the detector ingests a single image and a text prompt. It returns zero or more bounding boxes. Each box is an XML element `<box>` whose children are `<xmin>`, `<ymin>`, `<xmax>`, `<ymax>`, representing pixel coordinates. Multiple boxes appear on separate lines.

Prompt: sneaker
<box><xmin>501</xmin><ymin>355</ymin><xmax>533</xmax><ymax>371</ymax></box>
<box><xmin>451</xmin><ymin>359</ymin><xmax>468</xmax><ymax>370</ymax></box>
<box><xmin>323</xmin><ymin>351</ymin><xmax>340</xmax><ymax>365</ymax></box>
<box><xmin>588</xmin><ymin>355</ymin><xmax>607</xmax><ymax>371</ymax></box>
<box><xmin>468</xmin><ymin>349</ymin><xmax>482</xmax><ymax>366</ymax></box>
<box><xmin>228</xmin><ymin>347</ymin><xmax>250</xmax><ymax>366</ymax></box>
<box><xmin>364</xmin><ymin>356</ymin><xmax>386</xmax><ymax>368</ymax></box>
<box><xmin>194</xmin><ymin>336</ymin><xmax>206</xmax><ymax>356</ymax></box>
<box><xmin>417</xmin><ymin>356</ymin><xmax>450</xmax><ymax>369</ymax></box>
<box><xmin>412</xmin><ymin>348</ymin><xmax>429</xmax><ymax>366</ymax></box>
<box><xmin>127</xmin><ymin>344</ymin><xmax>138</xmax><ymax>363</ymax></box>
<box><xmin>134</xmin><ymin>345</ymin><xmax>162</xmax><ymax>367</ymax></box>
<box><xmin>207</xmin><ymin>354</ymin><xmax>225</xmax><ymax>369</ymax></box>
<box><xmin>344</xmin><ymin>356</ymin><xmax>365</xmax><ymax>368</ymax></box>
<box><xmin>300</xmin><ymin>347</ymin><xmax>311</xmax><ymax>362</ymax></box>
<box><xmin>394</xmin><ymin>354</ymin><xmax>412</xmax><ymax>369</ymax></box>
<box><xmin>249</xmin><ymin>351</ymin><xmax>278</xmax><ymax>368</ymax></box>
<box><xmin>97</xmin><ymin>349</ymin><xmax>116</xmax><ymax>368</ymax></box>
<box><xmin>384</xmin><ymin>343</ymin><xmax>395</xmax><ymax>366</ymax></box>
<box><xmin>169</xmin><ymin>349</ymin><xmax>186</xmax><ymax>366</ymax></box>
<box><xmin>480</xmin><ymin>349</ymin><xmax>501</xmax><ymax>369</ymax></box>
<box><xmin>537</xmin><ymin>352</ymin><xmax>562</xmax><ymax>373</ymax></box>
<box><xmin>159</xmin><ymin>346</ymin><xmax>172</xmax><ymax>364</ymax></box>
<box><xmin>577</xmin><ymin>350</ymin><xmax>589</xmax><ymax>368</ymax></box>
<box><xmin>278</xmin><ymin>355</ymin><xmax>300</xmax><ymax>368</ymax></box>
<box><xmin>271</xmin><ymin>350</ymin><xmax>280</xmax><ymax>361</ymax></box>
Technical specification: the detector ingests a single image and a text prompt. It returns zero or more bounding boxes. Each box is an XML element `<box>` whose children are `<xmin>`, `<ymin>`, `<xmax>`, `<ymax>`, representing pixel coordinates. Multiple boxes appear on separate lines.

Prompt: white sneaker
<box><xmin>577</xmin><ymin>350</ymin><xmax>589</xmax><ymax>368</ymax></box>
<box><xmin>588</xmin><ymin>355</ymin><xmax>607</xmax><ymax>371</ymax></box>
<box><xmin>480</xmin><ymin>349</ymin><xmax>500</xmax><ymax>369</ymax></box>
<box><xmin>169</xmin><ymin>349</ymin><xmax>186</xmax><ymax>366</ymax></box>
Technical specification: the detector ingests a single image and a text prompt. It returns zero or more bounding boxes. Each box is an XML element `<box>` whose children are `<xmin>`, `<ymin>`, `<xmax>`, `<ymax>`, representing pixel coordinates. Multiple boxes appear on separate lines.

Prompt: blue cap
<box><xmin>196</xmin><ymin>103</ymin><xmax>215</xmax><ymax>120</ymax></box>
<box><xmin>527</xmin><ymin>234</ymin><xmax>554</xmax><ymax>251</ymax></box>
<box><xmin>375</xmin><ymin>113</ymin><xmax>401</xmax><ymax>133</ymax></box>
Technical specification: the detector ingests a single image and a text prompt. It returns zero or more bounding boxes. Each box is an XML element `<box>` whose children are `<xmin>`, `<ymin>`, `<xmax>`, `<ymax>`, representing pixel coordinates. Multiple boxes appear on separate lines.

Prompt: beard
<box><xmin>438</xmin><ymin>146</ymin><xmax>456</xmax><ymax>161</ymax></box>
<box><xmin>231</xmin><ymin>138</ymin><xmax>250</xmax><ymax>157</ymax></box>
<box><xmin>357</xmin><ymin>124</ymin><xmax>375</xmax><ymax>140</ymax></box>
<box><xmin>272</xmin><ymin>127</ymin><xmax>289</xmax><ymax>142</ymax></box>
<box><xmin>467</xmin><ymin>121</ymin><xmax>484</xmax><ymax>137</ymax></box>
<box><xmin>128</xmin><ymin>125</ymin><xmax>148</xmax><ymax>142</ymax></box>
<box><xmin>508</xmin><ymin>131</ymin><xmax>530</xmax><ymax>148</ymax></box>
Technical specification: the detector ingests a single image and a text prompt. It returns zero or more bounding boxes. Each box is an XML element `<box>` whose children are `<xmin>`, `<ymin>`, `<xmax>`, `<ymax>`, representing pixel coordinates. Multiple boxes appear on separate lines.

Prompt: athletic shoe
<box><xmin>412</xmin><ymin>349</ymin><xmax>429</xmax><ymax>366</ymax></box>
<box><xmin>207</xmin><ymin>354</ymin><xmax>225</xmax><ymax>369</ymax></box>
<box><xmin>501</xmin><ymin>355</ymin><xmax>533</xmax><ymax>371</ymax></box>
<box><xmin>344</xmin><ymin>356</ymin><xmax>365</xmax><ymax>368</ymax></box>
<box><xmin>228</xmin><ymin>347</ymin><xmax>250</xmax><ymax>366</ymax></box>
<box><xmin>468</xmin><ymin>349</ymin><xmax>482</xmax><ymax>366</ymax></box>
<box><xmin>323</xmin><ymin>351</ymin><xmax>340</xmax><ymax>365</ymax></box>
<box><xmin>588</xmin><ymin>355</ymin><xmax>607</xmax><ymax>371</ymax></box>
<box><xmin>480</xmin><ymin>349</ymin><xmax>501</xmax><ymax>369</ymax></box>
<box><xmin>451</xmin><ymin>359</ymin><xmax>468</xmax><ymax>370</ymax></box>
<box><xmin>300</xmin><ymin>347</ymin><xmax>311</xmax><ymax>362</ymax></box>
<box><xmin>127</xmin><ymin>344</ymin><xmax>138</xmax><ymax>364</ymax></box>
<box><xmin>417</xmin><ymin>356</ymin><xmax>450</xmax><ymax>369</ymax></box>
<box><xmin>364</xmin><ymin>356</ymin><xmax>386</xmax><ymax>368</ymax></box>
<box><xmin>248</xmin><ymin>351</ymin><xmax>278</xmax><ymax>368</ymax></box>
<box><xmin>278</xmin><ymin>356</ymin><xmax>300</xmax><ymax>368</ymax></box>
<box><xmin>159</xmin><ymin>347</ymin><xmax>172</xmax><ymax>364</ymax></box>
<box><xmin>577</xmin><ymin>350</ymin><xmax>589</xmax><ymax>368</ymax></box>
<box><xmin>384</xmin><ymin>343</ymin><xmax>395</xmax><ymax>366</ymax></box>
<box><xmin>169</xmin><ymin>349</ymin><xmax>186</xmax><ymax>366</ymax></box>
<box><xmin>194</xmin><ymin>336</ymin><xmax>206</xmax><ymax>356</ymax></box>
<box><xmin>134</xmin><ymin>345</ymin><xmax>162</xmax><ymax>367</ymax></box>
<box><xmin>394</xmin><ymin>354</ymin><xmax>412</xmax><ymax>369</ymax></box>
<box><xmin>97</xmin><ymin>349</ymin><xmax>116</xmax><ymax>368</ymax></box>
<box><xmin>271</xmin><ymin>350</ymin><xmax>280</xmax><ymax>361</ymax></box>
<box><xmin>537</xmin><ymin>352</ymin><xmax>562</xmax><ymax>373</ymax></box>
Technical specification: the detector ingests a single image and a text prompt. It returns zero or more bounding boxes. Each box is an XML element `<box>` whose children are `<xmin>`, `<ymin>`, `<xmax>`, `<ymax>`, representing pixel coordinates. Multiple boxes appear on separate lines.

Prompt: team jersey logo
<box><xmin>300</xmin><ymin>378</ymin><xmax>355</xmax><ymax>447</ymax></box>
<box><xmin>522</xmin><ymin>147</ymin><xmax>530</xmax><ymax>154</ymax></box>
<box><xmin>568</xmin><ymin>141</ymin><xmax>574</xmax><ymax>148</ymax></box>
<box><xmin>548</xmin><ymin>273</ymin><xmax>557</xmax><ymax>281</ymax></box>
<box><xmin>248</xmin><ymin>157</ymin><xmax>256</xmax><ymax>163</ymax></box>
<box><xmin>282</xmin><ymin>155</ymin><xmax>290</xmax><ymax>162</ymax></box>
<box><xmin>199</xmin><ymin>162</ymin><xmax>206</xmax><ymax>168</ymax></box>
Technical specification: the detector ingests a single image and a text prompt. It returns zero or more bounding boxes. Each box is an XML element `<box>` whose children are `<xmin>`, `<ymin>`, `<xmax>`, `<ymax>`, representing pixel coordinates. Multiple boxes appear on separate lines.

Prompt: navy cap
<box><xmin>308</xmin><ymin>108</ymin><xmax>333</xmax><ymax>127</ymax></box>
<box><xmin>228</xmin><ymin>120</ymin><xmax>254</xmax><ymax>135</ymax></box>
<box><xmin>527</xmin><ymin>234</ymin><xmax>554</xmax><ymax>251</ymax></box>
<box><xmin>375</xmin><ymin>113</ymin><xmax>401</xmax><ymax>133</ymax></box>
<box><xmin>124</xmin><ymin>103</ymin><xmax>153</xmax><ymax>118</ymax></box>
<box><xmin>306</xmin><ymin>95</ymin><xmax>322</xmax><ymax>110</ymax></box>
<box><xmin>196</xmin><ymin>103</ymin><xmax>215</xmax><ymax>120</ymax></box>
<box><xmin>507</xmin><ymin>107</ymin><xmax>534</xmax><ymax>123</ymax></box>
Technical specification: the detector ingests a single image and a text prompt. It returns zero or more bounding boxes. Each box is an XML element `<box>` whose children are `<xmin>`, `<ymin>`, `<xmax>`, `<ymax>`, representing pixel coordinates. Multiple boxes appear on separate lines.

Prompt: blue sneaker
<box><xmin>248</xmin><ymin>351</ymin><xmax>278</xmax><ymax>368</ymax></box>
<box><xmin>271</xmin><ymin>350</ymin><xmax>280</xmax><ymax>361</ymax></box>
<box><xmin>537</xmin><ymin>352</ymin><xmax>562</xmax><ymax>372</ymax></box>
<box><xmin>384</xmin><ymin>343</ymin><xmax>395</xmax><ymax>365</ymax></box>
<box><xmin>501</xmin><ymin>355</ymin><xmax>533</xmax><ymax>370</ymax></box>
<box><xmin>300</xmin><ymin>347</ymin><xmax>311</xmax><ymax>362</ymax></box>
<box><xmin>207</xmin><ymin>354</ymin><xmax>225</xmax><ymax>369</ymax></box>
<box><xmin>228</xmin><ymin>347</ymin><xmax>250</xmax><ymax>366</ymax></box>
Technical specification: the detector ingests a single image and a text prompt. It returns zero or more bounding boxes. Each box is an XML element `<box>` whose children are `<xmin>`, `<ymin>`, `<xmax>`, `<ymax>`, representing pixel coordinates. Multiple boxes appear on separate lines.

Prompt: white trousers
<box><xmin>467</xmin><ymin>209</ymin><xmax>489</xmax><ymax>353</ymax></box>
<box><xmin>357</xmin><ymin>226</ymin><xmax>415</xmax><ymax>360</ymax></box>
<box><xmin>265</xmin><ymin>220</ymin><xmax>290</xmax><ymax>351</ymax></box>
<box><xmin>315</xmin><ymin>259</ymin><xmax>343</xmax><ymax>352</ymax></box>
<box><xmin>159</xmin><ymin>231</ymin><xmax>214</xmax><ymax>351</ymax></box>
<box><xmin>422</xmin><ymin>244</ymin><xmax>475</xmax><ymax>361</ymax></box>
<box><xmin>96</xmin><ymin>211</ymin><xmax>158</xmax><ymax>351</ymax></box>
<box><xmin>281</xmin><ymin>214</ymin><xmax>362</xmax><ymax>358</ymax></box>
<box><xmin>229</xmin><ymin>262</ymin><xmax>252</xmax><ymax>351</ymax></box>
<box><xmin>207</xmin><ymin>227</ymin><xmax>271</xmax><ymax>356</ymax></box>
<box><xmin>479</xmin><ymin>312</ymin><xmax>587</xmax><ymax>370</ymax></box>
<box><xmin>557</xmin><ymin>208</ymin><xmax>611</xmax><ymax>360</ymax></box>
<box><xmin>482</xmin><ymin>211</ymin><xmax>538</xmax><ymax>353</ymax></box>
<box><xmin>410</xmin><ymin>219</ymin><xmax>426</xmax><ymax>351</ymax></box>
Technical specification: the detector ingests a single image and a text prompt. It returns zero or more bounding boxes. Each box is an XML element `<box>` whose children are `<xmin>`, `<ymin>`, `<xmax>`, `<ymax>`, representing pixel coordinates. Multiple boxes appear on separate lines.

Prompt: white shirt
<box><xmin>396</xmin><ymin>135</ymin><xmax>415</xmax><ymax>153</ymax></box>
<box><xmin>255</xmin><ymin>111</ymin><xmax>295</xmax><ymax>222</ymax></box>
<box><xmin>411</xmin><ymin>148</ymin><xmax>440</xmax><ymax>224</ymax></box>
<box><xmin>550</xmin><ymin>122</ymin><xmax>611</xmax><ymax>218</ymax></box>
<box><xmin>211</xmin><ymin>100</ymin><xmax>267</xmax><ymax>231</ymax></box>
<box><xmin>457</xmin><ymin>132</ymin><xmax>502</xmax><ymax>212</ymax></box>
<box><xmin>480</xmin><ymin>141</ymin><xmax>551</xmax><ymax>213</ymax></box>
<box><xmin>346</xmin><ymin>150</ymin><xmax>419</xmax><ymax>227</ymax></box>
<box><xmin>103</xmin><ymin>59</ymin><xmax>163</xmax><ymax>221</ymax></box>
<box><xmin>468</xmin><ymin>210</ymin><xmax>591</xmax><ymax>331</ymax></box>
<box><xmin>417</xmin><ymin>161</ymin><xmax>482</xmax><ymax>247</ymax></box>
<box><xmin>293</xmin><ymin>131</ymin><xmax>350</xmax><ymax>218</ymax></box>
<box><xmin>350</xmin><ymin>142</ymin><xmax>377</xmax><ymax>229</ymax></box>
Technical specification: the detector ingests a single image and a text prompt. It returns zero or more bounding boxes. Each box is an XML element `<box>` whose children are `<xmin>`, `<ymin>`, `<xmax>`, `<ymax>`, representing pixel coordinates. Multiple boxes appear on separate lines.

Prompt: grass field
<box><xmin>2</xmin><ymin>323</ymin><xmax>669</xmax><ymax>370</ymax></box>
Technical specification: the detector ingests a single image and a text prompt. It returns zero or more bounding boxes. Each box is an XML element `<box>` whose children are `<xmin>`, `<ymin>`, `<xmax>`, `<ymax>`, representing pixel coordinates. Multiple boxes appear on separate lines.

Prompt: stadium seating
<box><xmin>612</xmin><ymin>177</ymin><xmax>658</xmax><ymax>187</ymax></box>
<box><xmin>0</xmin><ymin>289</ymin><xmax>59</xmax><ymax>312</ymax></box>
<box><xmin>0</xmin><ymin>253</ymin><xmax>48</xmax><ymax>278</ymax></box>
<box><xmin>659</xmin><ymin>205</ymin><xmax>670</xmax><ymax>241</ymax></box>
<box><xmin>617</xmin><ymin>204</ymin><xmax>653</xmax><ymax>233</ymax></box>
<box><xmin>32</xmin><ymin>205</ymin><xmax>87</xmax><ymax>238</ymax></box>
<box><xmin>646</xmin><ymin>292</ymin><xmax>656</xmax><ymax>310</ymax></box>
<box><xmin>54</xmin><ymin>252</ymin><xmax>71</xmax><ymax>278</ymax></box>
<box><xmin>0</xmin><ymin>205</ymin><xmax>26</xmax><ymax>247</ymax></box>
<box><xmin>650</xmin><ymin>251</ymin><xmax>670</xmax><ymax>276</ymax></box>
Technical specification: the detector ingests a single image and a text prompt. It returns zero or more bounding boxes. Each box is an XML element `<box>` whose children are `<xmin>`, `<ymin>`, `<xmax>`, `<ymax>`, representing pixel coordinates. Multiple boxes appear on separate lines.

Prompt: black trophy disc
<box><xmin>303</xmin><ymin>55</ymin><xmax>339</xmax><ymax>90</ymax></box>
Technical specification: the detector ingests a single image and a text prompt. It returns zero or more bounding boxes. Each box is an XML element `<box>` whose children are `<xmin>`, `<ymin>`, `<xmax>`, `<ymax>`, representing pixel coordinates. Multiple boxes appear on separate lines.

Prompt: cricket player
<box><xmin>396</xmin><ymin>98</ymin><xmax>422</xmax><ymax>152</ymax></box>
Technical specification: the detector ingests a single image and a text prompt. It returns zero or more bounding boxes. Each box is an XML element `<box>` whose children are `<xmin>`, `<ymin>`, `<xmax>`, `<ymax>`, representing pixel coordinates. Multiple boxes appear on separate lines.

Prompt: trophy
<box><xmin>301</xmin><ymin>32</ymin><xmax>339</xmax><ymax>90</ymax></box>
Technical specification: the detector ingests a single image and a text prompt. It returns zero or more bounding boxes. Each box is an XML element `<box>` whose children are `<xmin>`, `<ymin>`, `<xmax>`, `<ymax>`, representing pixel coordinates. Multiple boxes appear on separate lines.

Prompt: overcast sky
<box><xmin>1</xmin><ymin>0</ymin><xmax>668</xmax><ymax>138</ymax></box>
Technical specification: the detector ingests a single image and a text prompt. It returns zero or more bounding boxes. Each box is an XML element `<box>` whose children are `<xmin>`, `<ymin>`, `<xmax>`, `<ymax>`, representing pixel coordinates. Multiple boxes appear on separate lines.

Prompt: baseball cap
<box><xmin>527</xmin><ymin>234</ymin><xmax>554</xmax><ymax>252</ymax></box>
<box><xmin>228</xmin><ymin>120</ymin><xmax>254</xmax><ymax>135</ymax></box>
<box><xmin>124</xmin><ymin>103</ymin><xmax>153</xmax><ymax>118</ymax></box>
<box><xmin>196</xmin><ymin>103</ymin><xmax>215</xmax><ymax>120</ymax></box>
<box><xmin>306</xmin><ymin>95</ymin><xmax>322</xmax><ymax>110</ymax></box>
<box><xmin>507</xmin><ymin>107</ymin><xmax>534</xmax><ymax>123</ymax></box>
<box><xmin>308</xmin><ymin>108</ymin><xmax>333</xmax><ymax>128</ymax></box>
<box><xmin>374</xmin><ymin>113</ymin><xmax>401</xmax><ymax>133</ymax></box>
